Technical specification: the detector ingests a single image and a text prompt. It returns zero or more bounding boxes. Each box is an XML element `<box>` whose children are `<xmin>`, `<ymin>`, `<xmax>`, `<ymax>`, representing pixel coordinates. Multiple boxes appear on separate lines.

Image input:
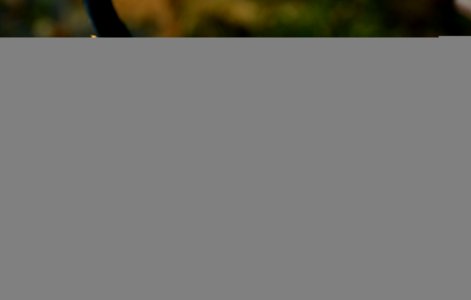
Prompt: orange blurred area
<box><xmin>114</xmin><ymin>0</ymin><xmax>259</xmax><ymax>36</ymax></box>
<box><xmin>114</xmin><ymin>0</ymin><xmax>180</xmax><ymax>36</ymax></box>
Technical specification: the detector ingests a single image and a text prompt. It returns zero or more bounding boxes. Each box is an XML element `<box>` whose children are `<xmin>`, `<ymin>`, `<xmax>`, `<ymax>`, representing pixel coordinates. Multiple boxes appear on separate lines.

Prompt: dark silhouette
<box><xmin>84</xmin><ymin>0</ymin><xmax>132</xmax><ymax>37</ymax></box>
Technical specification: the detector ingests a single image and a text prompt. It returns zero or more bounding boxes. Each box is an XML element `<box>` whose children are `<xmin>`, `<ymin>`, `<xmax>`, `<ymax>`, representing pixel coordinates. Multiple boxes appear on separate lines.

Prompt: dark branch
<box><xmin>84</xmin><ymin>0</ymin><xmax>132</xmax><ymax>37</ymax></box>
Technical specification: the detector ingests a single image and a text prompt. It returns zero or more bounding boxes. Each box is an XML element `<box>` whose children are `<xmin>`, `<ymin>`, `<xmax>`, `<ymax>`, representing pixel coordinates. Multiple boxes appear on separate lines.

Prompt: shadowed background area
<box><xmin>0</xmin><ymin>0</ymin><xmax>470</xmax><ymax>36</ymax></box>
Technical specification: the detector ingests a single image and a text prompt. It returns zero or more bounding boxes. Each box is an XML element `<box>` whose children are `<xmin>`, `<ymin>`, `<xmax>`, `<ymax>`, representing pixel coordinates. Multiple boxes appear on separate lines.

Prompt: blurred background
<box><xmin>0</xmin><ymin>0</ymin><xmax>470</xmax><ymax>37</ymax></box>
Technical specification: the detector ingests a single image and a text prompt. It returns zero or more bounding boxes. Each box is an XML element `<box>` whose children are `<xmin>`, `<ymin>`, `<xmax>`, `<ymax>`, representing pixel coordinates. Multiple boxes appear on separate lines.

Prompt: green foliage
<box><xmin>0</xmin><ymin>0</ymin><xmax>469</xmax><ymax>36</ymax></box>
